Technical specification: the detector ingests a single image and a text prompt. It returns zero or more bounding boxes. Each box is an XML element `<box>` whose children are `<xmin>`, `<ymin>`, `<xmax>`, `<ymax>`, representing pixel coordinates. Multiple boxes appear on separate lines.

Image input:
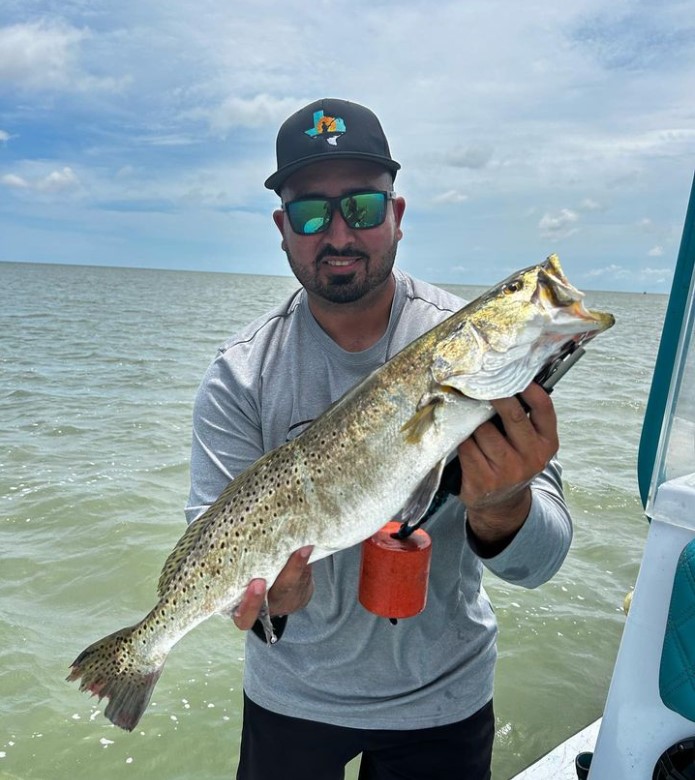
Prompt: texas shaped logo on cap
<box><xmin>304</xmin><ymin>110</ymin><xmax>346</xmax><ymax>146</ymax></box>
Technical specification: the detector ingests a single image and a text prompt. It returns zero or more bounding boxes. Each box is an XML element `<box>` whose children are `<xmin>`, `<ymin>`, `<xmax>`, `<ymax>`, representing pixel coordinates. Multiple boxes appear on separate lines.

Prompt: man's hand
<box><xmin>232</xmin><ymin>545</ymin><xmax>314</xmax><ymax>631</ymax></box>
<box><xmin>458</xmin><ymin>383</ymin><xmax>559</xmax><ymax>552</ymax></box>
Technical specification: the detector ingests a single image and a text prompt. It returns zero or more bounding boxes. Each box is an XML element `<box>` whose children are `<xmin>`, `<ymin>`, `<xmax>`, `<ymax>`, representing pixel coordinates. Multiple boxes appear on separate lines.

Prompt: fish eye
<box><xmin>503</xmin><ymin>280</ymin><xmax>523</xmax><ymax>295</ymax></box>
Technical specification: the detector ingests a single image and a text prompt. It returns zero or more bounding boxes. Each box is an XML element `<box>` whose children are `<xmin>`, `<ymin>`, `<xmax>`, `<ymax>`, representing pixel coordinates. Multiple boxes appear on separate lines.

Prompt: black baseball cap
<box><xmin>265</xmin><ymin>98</ymin><xmax>401</xmax><ymax>193</ymax></box>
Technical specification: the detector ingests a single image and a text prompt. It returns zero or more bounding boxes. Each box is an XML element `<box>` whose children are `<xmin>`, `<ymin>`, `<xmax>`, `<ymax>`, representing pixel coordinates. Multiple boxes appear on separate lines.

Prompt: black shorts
<box><xmin>236</xmin><ymin>692</ymin><xmax>494</xmax><ymax>780</ymax></box>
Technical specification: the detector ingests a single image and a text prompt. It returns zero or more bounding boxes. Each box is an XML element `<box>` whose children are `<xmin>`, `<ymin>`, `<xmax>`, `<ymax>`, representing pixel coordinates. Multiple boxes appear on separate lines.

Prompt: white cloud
<box><xmin>608</xmin><ymin>128</ymin><xmax>695</xmax><ymax>156</ymax></box>
<box><xmin>191</xmin><ymin>94</ymin><xmax>303</xmax><ymax>137</ymax></box>
<box><xmin>1</xmin><ymin>166</ymin><xmax>80</xmax><ymax>193</ymax></box>
<box><xmin>433</xmin><ymin>190</ymin><xmax>468</xmax><ymax>204</ymax></box>
<box><xmin>37</xmin><ymin>166</ymin><xmax>80</xmax><ymax>192</ymax></box>
<box><xmin>1</xmin><ymin>173</ymin><xmax>29</xmax><ymax>189</ymax></box>
<box><xmin>0</xmin><ymin>20</ymin><xmax>84</xmax><ymax>90</ymax></box>
<box><xmin>0</xmin><ymin>129</ymin><xmax>10</xmax><ymax>143</ymax></box>
<box><xmin>444</xmin><ymin>145</ymin><xmax>493</xmax><ymax>170</ymax></box>
<box><xmin>132</xmin><ymin>133</ymin><xmax>199</xmax><ymax>148</ymax></box>
<box><xmin>115</xmin><ymin>165</ymin><xmax>136</xmax><ymax>178</ymax></box>
<box><xmin>639</xmin><ymin>266</ymin><xmax>672</xmax><ymax>284</ymax></box>
<box><xmin>648</xmin><ymin>245</ymin><xmax>664</xmax><ymax>257</ymax></box>
<box><xmin>0</xmin><ymin>0</ymin><xmax>693</xmax><ymax>291</ymax></box>
<box><xmin>538</xmin><ymin>209</ymin><xmax>580</xmax><ymax>240</ymax></box>
<box><xmin>585</xmin><ymin>264</ymin><xmax>630</xmax><ymax>279</ymax></box>
<box><xmin>0</xmin><ymin>20</ymin><xmax>128</xmax><ymax>92</ymax></box>
<box><xmin>582</xmin><ymin>264</ymin><xmax>673</xmax><ymax>288</ymax></box>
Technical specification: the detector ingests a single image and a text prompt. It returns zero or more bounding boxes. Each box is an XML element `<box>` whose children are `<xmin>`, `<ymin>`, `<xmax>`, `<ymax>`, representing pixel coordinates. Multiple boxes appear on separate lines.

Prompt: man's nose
<box><xmin>323</xmin><ymin>206</ymin><xmax>355</xmax><ymax>243</ymax></box>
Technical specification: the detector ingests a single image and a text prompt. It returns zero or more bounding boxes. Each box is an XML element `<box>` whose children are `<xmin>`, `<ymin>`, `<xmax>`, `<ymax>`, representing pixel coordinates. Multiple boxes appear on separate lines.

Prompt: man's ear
<box><xmin>272</xmin><ymin>209</ymin><xmax>287</xmax><ymax>251</ymax></box>
<box><xmin>393</xmin><ymin>196</ymin><xmax>406</xmax><ymax>242</ymax></box>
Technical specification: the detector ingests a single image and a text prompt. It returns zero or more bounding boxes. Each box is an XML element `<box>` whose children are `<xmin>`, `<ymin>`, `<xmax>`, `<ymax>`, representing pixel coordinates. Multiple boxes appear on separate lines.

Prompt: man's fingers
<box><xmin>232</xmin><ymin>578</ymin><xmax>267</xmax><ymax>630</ymax></box>
<box><xmin>271</xmin><ymin>546</ymin><xmax>313</xmax><ymax>588</ymax></box>
<box><xmin>457</xmin><ymin>383</ymin><xmax>559</xmax><ymax>500</ymax></box>
<box><xmin>487</xmin><ymin>384</ymin><xmax>557</xmax><ymax>452</ymax></box>
<box><xmin>491</xmin><ymin>394</ymin><xmax>531</xmax><ymax>428</ymax></box>
<box><xmin>231</xmin><ymin>546</ymin><xmax>315</xmax><ymax>632</ymax></box>
<box><xmin>520</xmin><ymin>383</ymin><xmax>558</xmax><ymax>442</ymax></box>
<box><xmin>289</xmin><ymin>545</ymin><xmax>314</xmax><ymax>573</ymax></box>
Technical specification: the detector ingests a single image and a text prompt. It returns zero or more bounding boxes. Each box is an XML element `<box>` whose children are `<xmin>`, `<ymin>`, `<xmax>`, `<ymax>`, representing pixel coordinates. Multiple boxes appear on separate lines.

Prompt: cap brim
<box><xmin>265</xmin><ymin>152</ymin><xmax>401</xmax><ymax>192</ymax></box>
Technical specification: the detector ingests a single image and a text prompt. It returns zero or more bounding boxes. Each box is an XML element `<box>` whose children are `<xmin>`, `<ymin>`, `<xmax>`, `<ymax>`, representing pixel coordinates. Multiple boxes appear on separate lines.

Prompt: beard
<box><xmin>285</xmin><ymin>239</ymin><xmax>398</xmax><ymax>304</ymax></box>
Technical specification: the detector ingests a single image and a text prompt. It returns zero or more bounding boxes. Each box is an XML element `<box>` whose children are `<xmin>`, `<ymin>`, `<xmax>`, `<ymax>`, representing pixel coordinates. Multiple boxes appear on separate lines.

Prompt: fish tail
<box><xmin>67</xmin><ymin>622</ymin><xmax>166</xmax><ymax>731</ymax></box>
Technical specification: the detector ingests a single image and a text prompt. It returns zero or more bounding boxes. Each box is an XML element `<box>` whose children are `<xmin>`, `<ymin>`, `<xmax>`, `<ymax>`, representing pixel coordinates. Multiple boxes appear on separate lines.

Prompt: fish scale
<box><xmin>67</xmin><ymin>254</ymin><xmax>615</xmax><ymax>731</ymax></box>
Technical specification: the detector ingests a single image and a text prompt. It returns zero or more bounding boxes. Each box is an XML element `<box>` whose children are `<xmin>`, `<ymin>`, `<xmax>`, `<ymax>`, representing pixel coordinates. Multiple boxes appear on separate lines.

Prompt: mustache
<box><xmin>316</xmin><ymin>245</ymin><xmax>368</xmax><ymax>264</ymax></box>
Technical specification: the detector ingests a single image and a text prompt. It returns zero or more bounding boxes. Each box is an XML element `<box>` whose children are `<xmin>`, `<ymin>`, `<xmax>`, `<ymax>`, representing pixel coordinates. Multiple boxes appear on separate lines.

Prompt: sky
<box><xmin>1</xmin><ymin>0</ymin><xmax>694</xmax><ymax>293</ymax></box>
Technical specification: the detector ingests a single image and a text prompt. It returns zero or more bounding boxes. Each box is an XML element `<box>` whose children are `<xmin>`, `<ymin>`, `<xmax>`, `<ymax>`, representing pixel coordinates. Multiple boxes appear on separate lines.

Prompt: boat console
<box><xmin>588</xmin><ymin>172</ymin><xmax>695</xmax><ymax>778</ymax></box>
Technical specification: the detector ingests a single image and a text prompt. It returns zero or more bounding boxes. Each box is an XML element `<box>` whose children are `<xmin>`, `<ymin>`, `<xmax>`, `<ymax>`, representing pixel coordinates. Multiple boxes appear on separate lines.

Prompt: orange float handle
<box><xmin>358</xmin><ymin>521</ymin><xmax>432</xmax><ymax>620</ymax></box>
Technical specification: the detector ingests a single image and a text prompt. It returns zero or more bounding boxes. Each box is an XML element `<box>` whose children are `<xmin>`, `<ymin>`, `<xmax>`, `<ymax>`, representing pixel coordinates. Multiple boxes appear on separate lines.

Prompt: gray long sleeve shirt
<box><xmin>186</xmin><ymin>269</ymin><xmax>572</xmax><ymax>729</ymax></box>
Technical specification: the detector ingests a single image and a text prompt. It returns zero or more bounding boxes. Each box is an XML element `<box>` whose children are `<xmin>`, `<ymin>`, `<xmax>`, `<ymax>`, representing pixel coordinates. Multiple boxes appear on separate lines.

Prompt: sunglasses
<box><xmin>282</xmin><ymin>190</ymin><xmax>396</xmax><ymax>235</ymax></box>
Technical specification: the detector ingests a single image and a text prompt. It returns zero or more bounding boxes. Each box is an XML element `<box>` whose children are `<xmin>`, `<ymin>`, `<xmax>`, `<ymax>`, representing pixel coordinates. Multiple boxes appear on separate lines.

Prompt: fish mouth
<box><xmin>564</xmin><ymin>300</ymin><xmax>616</xmax><ymax>334</ymax></box>
<box><xmin>534</xmin><ymin>284</ymin><xmax>614</xmax><ymax>336</ymax></box>
<box><xmin>535</xmin><ymin>256</ymin><xmax>615</xmax><ymax>336</ymax></box>
<box><xmin>541</xmin><ymin>300</ymin><xmax>616</xmax><ymax>358</ymax></box>
<box><xmin>584</xmin><ymin>306</ymin><xmax>616</xmax><ymax>331</ymax></box>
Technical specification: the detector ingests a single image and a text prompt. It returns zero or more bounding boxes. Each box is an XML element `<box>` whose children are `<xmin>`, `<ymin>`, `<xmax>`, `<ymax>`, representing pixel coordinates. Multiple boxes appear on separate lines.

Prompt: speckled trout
<box><xmin>67</xmin><ymin>254</ymin><xmax>614</xmax><ymax>731</ymax></box>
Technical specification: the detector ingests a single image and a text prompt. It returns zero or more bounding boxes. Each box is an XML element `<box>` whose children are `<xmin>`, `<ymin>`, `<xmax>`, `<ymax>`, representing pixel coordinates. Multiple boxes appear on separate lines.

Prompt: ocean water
<box><xmin>0</xmin><ymin>262</ymin><xmax>666</xmax><ymax>780</ymax></box>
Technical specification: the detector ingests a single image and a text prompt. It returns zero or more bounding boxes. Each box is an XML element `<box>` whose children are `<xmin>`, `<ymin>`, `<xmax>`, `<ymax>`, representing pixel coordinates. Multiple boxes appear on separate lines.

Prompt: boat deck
<box><xmin>509</xmin><ymin>719</ymin><xmax>600</xmax><ymax>779</ymax></box>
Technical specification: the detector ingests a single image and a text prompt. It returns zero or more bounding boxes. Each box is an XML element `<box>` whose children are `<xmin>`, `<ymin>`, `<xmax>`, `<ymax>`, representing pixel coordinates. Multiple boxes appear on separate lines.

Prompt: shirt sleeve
<box><xmin>467</xmin><ymin>458</ymin><xmax>573</xmax><ymax>589</ymax></box>
<box><xmin>185</xmin><ymin>351</ymin><xmax>264</xmax><ymax>524</ymax></box>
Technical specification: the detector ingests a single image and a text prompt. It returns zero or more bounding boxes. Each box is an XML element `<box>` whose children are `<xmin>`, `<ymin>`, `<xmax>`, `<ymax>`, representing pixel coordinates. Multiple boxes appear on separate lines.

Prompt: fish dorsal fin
<box><xmin>157</xmin><ymin>512</ymin><xmax>214</xmax><ymax>596</ymax></box>
<box><xmin>156</xmin><ymin>451</ymin><xmax>275</xmax><ymax>597</ymax></box>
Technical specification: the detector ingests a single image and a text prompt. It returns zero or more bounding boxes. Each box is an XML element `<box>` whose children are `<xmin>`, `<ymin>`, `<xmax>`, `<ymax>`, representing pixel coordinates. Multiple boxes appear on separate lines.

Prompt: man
<box><xmin>186</xmin><ymin>98</ymin><xmax>572</xmax><ymax>780</ymax></box>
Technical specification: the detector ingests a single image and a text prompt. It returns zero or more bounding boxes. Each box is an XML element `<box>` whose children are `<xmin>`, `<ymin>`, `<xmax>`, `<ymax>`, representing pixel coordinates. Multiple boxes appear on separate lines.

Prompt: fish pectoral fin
<box><xmin>220</xmin><ymin>597</ymin><xmax>278</xmax><ymax>645</ymax></box>
<box><xmin>393</xmin><ymin>458</ymin><xmax>446</xmax><ymax>529</ymax></box>
<box><xmin>401</xmin><ymin>390</ymin><xmax>448</xmax><ymax>444</ymax></box>
<box><xmin>257</xmin><ymin>598</ymin><xmax>278</xmax><ymax>646</ymax></box>
<box><xmin>401</xmin><ymin>402</ymin><xmax>437</xmax><ymax>444</ymax></box>
<box><xmin>401</xmin><ymin>387</ymin><xmax>465</xmax><ymax>444</ymax></box>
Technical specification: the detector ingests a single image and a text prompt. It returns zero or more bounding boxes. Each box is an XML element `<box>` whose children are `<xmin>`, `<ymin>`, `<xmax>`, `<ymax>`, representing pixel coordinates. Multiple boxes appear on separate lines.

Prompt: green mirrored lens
<box><xmin>288</xmin><ymin>199</ymin><xmax>331</xmax><ymax>234</ymax></box>
<box><xmin>340</xmin><ymin>192</ymin><xmax>386</xmax><ymax>228</ymax></box>
<box><xmin>285</xmin><ymin>191</ymin><xmax>390</xmax><ymax>235</ymax></box>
